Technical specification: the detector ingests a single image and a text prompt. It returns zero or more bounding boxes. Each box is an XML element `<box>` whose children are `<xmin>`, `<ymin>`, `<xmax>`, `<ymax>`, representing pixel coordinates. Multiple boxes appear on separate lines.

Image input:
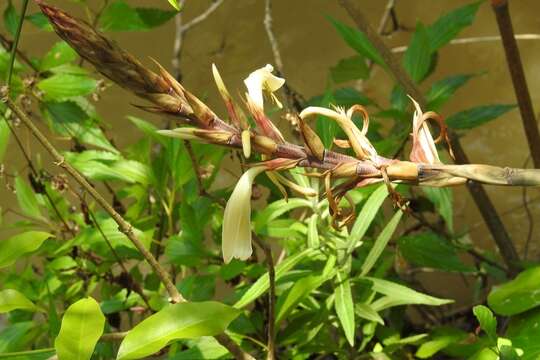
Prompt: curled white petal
<box><xmin>222</xmin><ymin>166</ymin><xmax>266</xmax><ymax>263</ymax></box>
<box><xmin>244</xmin><ymin>64</ymin><xmax>285</xmax><ymax>109</ymax></box>
<box><xmin>409</xmin><ymin>96</ymin><xmax>440</xmax><ymax>164</ymax></box>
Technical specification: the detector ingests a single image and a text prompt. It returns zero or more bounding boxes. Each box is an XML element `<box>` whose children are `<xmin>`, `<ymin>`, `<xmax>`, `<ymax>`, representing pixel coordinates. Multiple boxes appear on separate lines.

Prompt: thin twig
<box><xmin>253</xmin><ymin>235</ymin><xmax>276</xmax><ymax>360</ymax></box>
<box><xmin>338</xmin><ymin>0</ymin><xmax>520</xmax><ymax>274</ymax></box>
<box><xmin>180</xmin><ymin>0</ymin><xmax>225</xmax><ymax>33</ymax></box>
<box><xmin>3</xmin><ymin>97</ymin><xmax>186</xmax><ymax>304</ymax></box>
<box><xmin>491</xmin><ymin>0</ymin><xmax>540</xmax><ymax>168</ymax></box>
<box><xmin>6</xmin><ymin>0</ymin><xmax>29</xmax><ymax>88</ymax></box>
<box><xmin>521</xmin><ymin>157</ymin><xmax>534</xmax><ymax>259</ymax></box>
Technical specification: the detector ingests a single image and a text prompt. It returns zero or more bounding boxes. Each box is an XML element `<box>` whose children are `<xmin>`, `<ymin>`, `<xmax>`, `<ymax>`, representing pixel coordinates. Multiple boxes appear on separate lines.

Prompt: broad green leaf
<box><xmin>397</xmin><ymin>232</ymin><xmax>473</xmax><ymax>272</ymax></box>
<box><xmin>426</xmin><ymin>74</ymin><xmax>476</xmax><ymax>111</ymax></box>
<box><xmin>0</xmin><ymin>117</ymin><xmax>9</xmax><ymax>163</ymax></box>
<box><xmin>427</xmin><ymin>1</ymin><xmax>483</xmax><ymax>52</ymax></box>
<box><xmin>334</xmin><ymin>272</ymin><xmax>355</xmax><ymax>346</ymax></box>
<box><xmin>37</xmin><ymin>74</ymin><xmax>97</xmax><ymax>101</ymax></box>
<box><xmin>0</xmin><ymin>231</ymin><xmax>52</xmax><ymax>268</ymax></box>
<box><xmin>169</xmin><ymin>337</ymin><xmax>227</xmax><ymax>360</ymax></box>
<box><xmin>40</xmin><ymin>42</ymin><xmax>77</xmax><ymax>71</ymax></box>
<box><xmin>15</xmin><ymin>176</ymin><xmax>43</xmax><ymax>220</ymax></box>
<box><xmin>416</xmin><ymin>327</ymin><xmax>468</xmax><ymax>359</ymax></box>
<box><xmin>26</xmin><ymin>12</ymin><xmax>53</xmax><ymax>31</ymax></box>
<box><xmin>0</xmin><ymin>321</ymin><xmax>35</xmax><ymax>353</ymax></box>
<box><xmin>55</xmin><ymin>297</ymin><xmax>105</xmax><ymax>360</ymax></box>
<box><xmin>473</xmin><ymin>305</ymin><xmax>497</xmax><ymax>342</ymax></box>
<box><xmin>447</xmin><ymin>104</ymin><xmax>516</xmax><ymax>129</ymax></box>
<box><xmin>117</xmin><ymin>302</ymin><xmax>240</xmax><ymax>360</ymax></box>
<box><xmin>276</xmin><ymin>274</ymin><xmax>327</xmax><ymax>323</ymax></box>
<box><xmin>99</xmin><ymin>1</ymin><xmax>176</xmax><ymax>32</ymax></box>
<box><xmin>3</xmin><ymin>2</ymin><xmax>18</xmax><ymax>36</ymax></box>
<box><xmin>347</xmin><ymin>184</ymin><xmax>387</xmax><ymax>254</ymax></box>
<box><xmin>328</xmin><ymin>17</ymin><xmax>385</xmax><ymax>67</ymax></box>
<box><xmin>330</xmin><ymin>55</ymin><xmax>369</xmax><ymax>83</ymax></box>
<box><xmin>0</xmin><ymin>289</ymin><xmax>37</xmax><ymax>313</ymax></box>
<box><xmin>488</xmin><ymin>266</ymin><xmax>540</xmax><ymax>316</ymax></box>
<box><xmin>360</xmin><ymin>209</ymin><xmax>403</xmax><ymax>276</ymax></box>
<box><xmin>423</xmin><ymin>187</ymin><xmax>454</xmax><ymax>231</ymax></box>
<box><xmin>234</xmin><ymin>248</ymin><xmax>317</xmax><ymax>308</ymax></box>
<box><xmin>364</xmin><ymin>277</ymin><xmax>453</xmax><ymax>306</ymax></box>
<box><xmin>506</xmin><ymin>307</ymin><xmax>540</xmax><ymax>360</ymax></box>
<box><xmin>254</xmin><ymin>198</ymin><xmax>312</xmax><ymax>233</ymax></box>
<box><xmin>403</xmin><ymin>23</ymin><xmax>432</xmax><ymax>83</ymax></box>
<box><xmin>355</xmin><ymin>303</ymin><xmax>384</xmax><ymax>325</ymax></box>
<box><xmin>165</xmin><ymin>234</ymin><xmax>204</xmax><ymax>267</ymax></box>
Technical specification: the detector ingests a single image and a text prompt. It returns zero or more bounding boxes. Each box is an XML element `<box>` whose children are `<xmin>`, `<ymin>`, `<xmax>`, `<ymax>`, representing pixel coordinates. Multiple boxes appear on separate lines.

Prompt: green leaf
<box><xmin>169</xmin><ymin>337</ymin><xmax>228</xmax><ymax>360</ymax></box>
<box><xmin>167</xmin><ymin>0</ymin><xmax>182</xmax><ymax>11</ymax></box>
<box><xmin>99</xmin><ymin>1</ymin><xmax>177</xmax><ymax>32</ymax></box>
<box><xmin>427</xmin><ymin>1</ymin><xmax>483</xmax><ymax>52</ymax></box>
<box><xmin>328</xmin><ymin>17</ymin><xmax>385</xmax><ymax>67</ymax></box>
<box><xmin>397</xmin><ymin>232</ymin><xmax>473</xmax><ymax>272</ymax></box>
<box><xmin>276</xmin><ymin>274</ymin><xmax>328</xmax><ymax>324</ymax></box>
<box><xmin>330</xmin><ymin>55</ymin><xmax>369</xmax><ymax>83</ymax></box>
<box><xmin>347</xmin><ymin>184</ymin><xmax>388</xmax><ymax>254</ymax></box>
<box><xmin>307</xmin><ymin>214</ymin><xmax>319</xmax><ymax>248</ymax></box>
<box><xmin>423</xmin><ymin>187</ymin><xmax>453</xmax><ymax>231</ymax></box>
<box><xmin>3</xmin><ymin>2</ymin><xmax>18</xmax><ymax>36</ymax></box>
<box><xmin>335</xmin><ymin>272</ymin><xmax>355</xmax><ymax>346</ymax></box>
<box><xmin>254</xmin><ymin>198</ymin><xmax>312</xmax><ymax>234</ymax></box>
<box><xmin>26</xmin><ymin>12</ymin><xmax>53</xmax><ymax>31</ymax></box>
<box><xmin>0</xmin><ymin>348</ymin><xmax>56</xmax><ymax>359</ymax></box>
<box><xmin>364</xmin><ymin>277</ymin><xmax>453</xmax><ymax>306</ymax></box>
<box><xmin>0</xmin><ymin>321</ymin><xmax>35</xmax><ymax>353</ymax></box>
<box><xmin>426</xmin><ymin>74</ymin><xmax>476</xmax><ymax>110</ymax></box>
<box><xmin>403</xmin><ymin>23</ymin><xmax>432</xmax><ymax>83</ymax></box>
<box><xmin>55</xmin><ymin>297</ymin><xmax>105</xmax><ymax>360</ymax></box>
<box><xmin>0</xmin><ymin>289</ymin><xmax>38</xmax><ymax>313</ymax></box>
<box><xmin>447</xmin><ymin>104</ymin><xmax>516</xmax><ymax>129</ymax></box>
<box><xmin>360</xmin><ymin>209</ymin><xmax>403</xmax><ymax>276</ymax></box>
<box><xmin>40</xmin><ymin>42</ymin><xmax>78</xmax><ymax>71</ymax></box>
<box><xmin>0</xmin><ymin>117</ymin><xmax>10</xmax><ymax>163</ymax></box>
<box><xmin>473</xmin><ymin>305</ymin><xmax>497</xmax><ymax>342</ymax></box>
<box><xmin>416</xmin><ymin>327</ymin><xmax>468</xmax><ymax>359</ymax></box>
<box><xmin>488</xmin><ymin>266</ymin><xmax>540</xmax><ymax>316</ymax></box>
<box><xmin>354</xmin><ymin>303</ymin><xmax>384</xmax><ymax>325</ymax></box>
<box><xmin>234</xmin><ymin>248</ymin><xmax>317</xmax><ymax>308</ymax></box>
<box><xmin>37</xmin><ymin>74</ymin><xmax>97</xmax><ymax>101</ymax></box>
<box><xmin>117</xmin><ymin>302</ymin><xmax>240</xmax><ymax>360</ymax></box>
<box><xmin>15</xmin><ymin>176</ymin><xmax>43</xmax><ymax>220</ymax></box>
<box><xmin>0</xmin><ymin>231</ymin><xmax>52</xmax><ymax>268</ymax></box>
<box><xmin>506</xmin><ymin>307</ymin><xmax>540</xmax><ymax>360</ymax></box>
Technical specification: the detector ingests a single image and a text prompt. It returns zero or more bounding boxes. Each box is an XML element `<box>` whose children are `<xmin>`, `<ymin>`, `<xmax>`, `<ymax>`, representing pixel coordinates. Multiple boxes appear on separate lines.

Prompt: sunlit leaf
<box><xmin>37</xmin><ymin>74</ymin><xmax>97</xmax><ymax>101</ymax></box>
<box><xmin>506</xmin><ymin>307</ymin><xmax>540</xmax><ymax>360</ymax></box>
<box><xmin>488</xmin><ymin>266</ymin><xmax>540</xmax><ymax>316</ymax></box>
<box><xmin>276</xmin><ymin>274</ymin><xmax>328</xmax><ymax>323</ymax></box>
<box><xmin>0</xmin><ymin>289</ymin><xmax>38</xmax><ymax>313</ymax></box>
<box><xmin>40</xmin><ymin>41</ymin><xmax>78</xmax><ymax>71</ymax></box>
<box><xmin>15</xmin><ymin>176</ymin><xmax>44</xmax><ymax>220</ymax></box>
<box><xmin>99</xmin><ymin>1</ymin><xmax>176</xmax><ymax>32</ymax></box>
<box><xmin>473</xmin><ymin>305</ymin><xmax>497</xmax><ymax>342</ymax></box>
<box><xmin>364</xmin><ymin>277</ymin><xmax>453</xmax><ymax>306</ymax></box>
<box><xmin>117</xmin><ymin>302</ymin><xmax>240</xmax><ymax>360</ymax></box>
<box><xmin>55</xmin><ymin>297</ymin><xmax>105</xmax><ymax>360</ymax></box>
<box><xmin>0</xmin><ymin>116</ymin><xmax>10</xmax><ymax>163</ymax></box>
<box><xmin>355</xmin><ymin>303</ymin><xmax>384</xmax><ymax>325</ymax></box>
<box><xmin>423</xmin><ymin>187</ymin><xmax>453</xmax><ymax>231</ymax></box>
<box><xmin>416</xmin><ymin>327</ymin><xmax>468</xmax><ymax>359</ymax></box>
<box><xmin>447</xmin><ymin>104</ymin><xmax>516</xmax><ymax>129</ymax></box>
<box><xmin>0</xmin><ymin>231</ymin><xmax>52</xmax><ymax>268</ymax></box>
<box><xmin>334</xmin><ymin>271</ymin><xmax>355</xmax><ymax>346</ymax></box>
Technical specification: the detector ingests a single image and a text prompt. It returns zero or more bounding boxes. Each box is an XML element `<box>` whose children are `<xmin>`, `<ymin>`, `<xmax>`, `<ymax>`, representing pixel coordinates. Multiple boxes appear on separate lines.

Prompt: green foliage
<box><xmin>447</xmin><ymin>104</ymin><xmax>517</xmax><ymax>129</ymax></box>
<box><xmin>0</xmin><ymin>289</ymin><xmax>38</xmax><ymax>313</ymax></box>
<box><xmin>488</xmin><ymin>266</ymin><xmax>540</xmax><ymax>316</ymax></box>
<box><xmin>99</xmin><ymin>1</ymin><xmax>177</xmax><ymax>32</ymax></box>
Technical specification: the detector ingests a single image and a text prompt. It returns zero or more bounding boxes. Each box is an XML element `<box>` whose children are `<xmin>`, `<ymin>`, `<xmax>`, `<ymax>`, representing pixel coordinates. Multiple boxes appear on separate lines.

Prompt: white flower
<box><xmin>244</xmin><ymin>64</ymin><xmax>285</xmax><ymax>109</ymax></box>
<box><xmin>222</xmin><ymin>166</ymin><xmax>266</xmax><ymax>263</ymax></box>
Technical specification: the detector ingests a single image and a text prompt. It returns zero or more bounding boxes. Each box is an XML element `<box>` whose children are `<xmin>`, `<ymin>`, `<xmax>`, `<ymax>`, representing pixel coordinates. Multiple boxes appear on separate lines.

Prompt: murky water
<box><xmin>3</xmin><ymin>0</ymin><xmax>540</xmax><ymax>303</ymax></box>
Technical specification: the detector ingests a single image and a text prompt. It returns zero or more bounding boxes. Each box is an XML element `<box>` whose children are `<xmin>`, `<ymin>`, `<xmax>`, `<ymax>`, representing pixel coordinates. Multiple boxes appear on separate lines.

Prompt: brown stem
<box><xmin>491</xmin><ymin>0</ymin><xmax>540</xmax><ymax>168</ymax></box>
<box><xmin>339</xmin><ymin>0</ymin><xmax>520</xmax><ymax>274</ymax></box>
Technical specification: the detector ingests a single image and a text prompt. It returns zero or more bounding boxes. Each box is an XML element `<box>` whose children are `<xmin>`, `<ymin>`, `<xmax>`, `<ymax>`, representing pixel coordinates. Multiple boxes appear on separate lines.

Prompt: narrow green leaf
<box><xmin>37</xmin><ymin>74</ymin><xmax>97</xmax><ymax>101</ymax></box>
<box><xmin>403</xmin><ymin>23</ymin><xmax>432</xmax><ymax>83</ymax></box>
<box><xmin>355</xmin><ymin>303</ymin><xmax>384</xmax><ymax>325</ymax></box>
<box><xmin>117</xmin><ymin>302</ymin><xmax>240</xmax><ymax>360</ymax></box>
<box><xmin>26</xmin><ymin>12</ymin><xmax>53</xmax><ymax>31</ymax></box>
<box><xmin>0</xmin><ymin>117</ymin><xmax>10</xmax><ymax>163</ymax></box>
<box><xmin>473</xmin><ymin>305</ymin><xmax>498</xmax><ymax>342</ymax></box>
<box><xmin>3</xmin><ymin>2</ymin><xmax>18</xmax><ymax>36</ymax></box>
<box><xmin>416</xmin><ymin>328</ymin><xmax>468</xmax><ymax>359</ymax></box>
<box><xmin>427</xmin><ymin>1</ymin><xmax>483</xmax><ymax>52</ymax></box>
<box><xmin>276</xmin><ymin>274</ymin><xmax>327</xmax><ymax>324</ymax></box>
<box><xmin>0</xmin><ymin>347</ymin><xmax>56</xmax><ymax>359</ymax></box>
<box><xmin>55</xmin><ymin>297</ymin><xmax>105</xmax><ymax>360</ymax></box>
<box><xmin>423</xmin><ymin>187</ymin><xmax>453</xmax><ymax>231</ymax></box>
<box><xmin>360</xmin><ymin>209</ymin><xmax>403</xmax><ymax>276</ymax></box>
<box><xmin>447</xmin><ymin>104</ymin><xmax>516</xmax><ymax>129</ymax></box>
<box><xmin>328</xmin><ymin>17</ymin><xmax>385</xmax><ymax>67</ymax></box>
<box><xmin>488</xmin><ymin>266</ymin><xmax>540</xmax><ymax>316</ymax></box>
<box><xmin>234</xmin><ymin>249</ymin><xmax>317</xmax><ymax>309</ymax></box>
<box><xmin>15</xmin><ymin>176</ymin><xmax>43</xmax><ymax>220</ymax></box>
<box><xmin>347</xmin><ymin>184</ymin><xmax>388</xmax><ymax>254</ymax></box>
<box><xmin>365</xmin><ymin>277</ymin><xmax>453</xmax><ymax>306</ymax></box>
<box><xmin>426</xmin><ymin>74</ymin><xmax>476</xmax><ymax>111</ymax></box>
<box><xmin>254</xmin><ymin>198</ymin><xmax>312</xmax><ymax>233</ymax></box>
<box><xmin>99</xmin><ymin>1</ymin><xmax>176</xmax><ymax>32</ymax></box>
<box><xmin>330</xmin><ymin>55</ymin><xmax>369</xmax><ymax>83</ymax></box>
<box><xmin>334</xmin><ymin>272</ymin><xmax>355</xmax><ymax>346</ymax></box>
<box><xmin>40</xmin><ymin>42</ymin><xmax>77</xmax><ymax>71</ymax></box>
<box><xmin>307</xmin><ymin>214</ymin><xmax>319</xmax><ymax>248</ymax></box>
<box><xmin>397</xmin><ymin>232</ymin><xmax>473</xmax><ymax>272</ymax></box>
<box><xmin>0</xmin><ymin>289</ymin><xmax>37</xmax><ymax>313</ymax></box>
<box><xmin>0</xmin><ymin>231</ymin><xmax>52</xmax><ymax>268</ymax></box>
